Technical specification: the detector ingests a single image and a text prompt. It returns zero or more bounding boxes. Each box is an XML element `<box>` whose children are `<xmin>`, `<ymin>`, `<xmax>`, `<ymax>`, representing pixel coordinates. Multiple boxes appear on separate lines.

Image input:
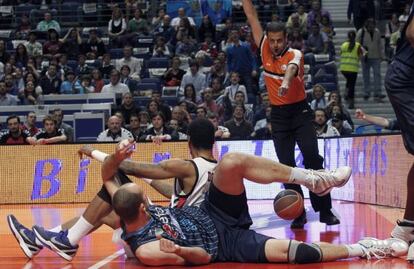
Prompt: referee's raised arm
<box><xmin>242</xmin><ymin>0</ymin><xmax>263</xmax><ymax>47</ymax></box>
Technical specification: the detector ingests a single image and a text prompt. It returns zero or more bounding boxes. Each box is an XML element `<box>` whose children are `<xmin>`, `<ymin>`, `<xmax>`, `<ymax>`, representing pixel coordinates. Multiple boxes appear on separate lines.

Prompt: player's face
<box><xmin>7</xmin><ymin>118</ymin><xmax>20</xmax><ymax>134</ymax></box>
<box><xmin>267</xmin><ymin>31</ymin><xmax>287</xmax><ymax>57</ymax></box>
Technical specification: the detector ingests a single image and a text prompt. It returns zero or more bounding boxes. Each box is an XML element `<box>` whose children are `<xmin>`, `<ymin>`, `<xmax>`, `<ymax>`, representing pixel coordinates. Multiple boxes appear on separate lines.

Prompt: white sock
<box><xmin>49</xmin><ymin>225</ymin><xmax>62</xmax><ymax>233</ymax></box>
<box><xmin>345</xmin><ymin>244</ymin><xmax>365</xmax><ymax>257</ymax></box>
<box><xmin>289</xmin><ymin>167</ymin><xmax>309</xmax><ymax>185</ymax></box>
<box><xmin>35</xmin><ymin>237</ymin><xmax>42</xmax><ymax>246</ymax></box>
<box><xmin>67</xmin><ymin>216</ymin><xmax>94</xmax><ymax>246</ymax></box>
<box><xmin>91</xmin><ymin>150</ymin><xmax>109</xmax><ymax>162</ymax></box>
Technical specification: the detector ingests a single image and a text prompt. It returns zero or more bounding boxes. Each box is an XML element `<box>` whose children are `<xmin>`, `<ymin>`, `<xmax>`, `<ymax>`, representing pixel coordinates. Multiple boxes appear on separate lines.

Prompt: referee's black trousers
<box><xmin>270</xmin><ymin>100</ymin><xmax>332</xmax><ymax>213</ymax></box>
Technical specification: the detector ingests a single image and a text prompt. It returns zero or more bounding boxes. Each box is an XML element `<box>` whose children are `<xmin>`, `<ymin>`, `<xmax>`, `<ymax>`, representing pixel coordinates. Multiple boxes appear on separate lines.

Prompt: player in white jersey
<box><xmin>7</xmin><ymin>119</ymin><xmax>217</xmax><ymax>261</ymax></box>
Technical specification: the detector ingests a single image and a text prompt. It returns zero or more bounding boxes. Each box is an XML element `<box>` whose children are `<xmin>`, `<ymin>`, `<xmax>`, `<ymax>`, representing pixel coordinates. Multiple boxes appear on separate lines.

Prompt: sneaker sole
<box><xmin>33</xmin><ymin>227</ymin><xmax>73</xmax><ymax>261</ymax></box>
<box><xmin>7</xmin><ymin>215</ymin><xmax>34</xmax><ymax>259</ymax></box>
<box><xmin>315</xmin><ymin>167</ymin><xmax>352</xmax><ymax>196</ymax></box>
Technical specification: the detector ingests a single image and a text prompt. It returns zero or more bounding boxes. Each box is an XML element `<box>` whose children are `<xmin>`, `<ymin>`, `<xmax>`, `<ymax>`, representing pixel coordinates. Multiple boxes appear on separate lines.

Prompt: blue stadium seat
<box><xmin>73</xmin><ymin>112</ymin><xmax>105</xmax><ymax>142</ymax></box>
<box><xmin>136</xmin><ymin>82</ymin><xmax>161</xmax><ymax>92</ymax></box>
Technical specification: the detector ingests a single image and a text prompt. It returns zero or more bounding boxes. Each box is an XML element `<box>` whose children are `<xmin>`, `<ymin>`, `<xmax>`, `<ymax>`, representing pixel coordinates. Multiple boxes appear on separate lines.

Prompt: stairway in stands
<box><xmin>322</xmin><ymin>0</ymin><xmax>396</xmax><ymax>132</ymax></box>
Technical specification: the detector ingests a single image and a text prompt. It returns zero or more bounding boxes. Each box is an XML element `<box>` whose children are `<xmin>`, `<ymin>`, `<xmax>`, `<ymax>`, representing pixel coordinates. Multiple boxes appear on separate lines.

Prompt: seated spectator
<box><xmin>201</xmin><ymin>0</ymin><xmax>229</xmax><ymax>26</ymax></box>
<box><xmin>97</xmin><ymin>115</ymin><xmax>133</xmax><ymax>142</ymax></box>
<box><xmin>43</xmin><ymin>28</ymin><xmax>63</xmax><ymax>60</ymax></box>
<box><xmin>151</xmin><ymin>90</ymin><xmax>172</xmax><ymax>122</ymax></box>
<box><xmin>140</xmin><ymin>112</ymin><xmax>178</xmax><ymax>142</ymax></box>
<box><xmin>15</xmin><ymin>14</ymin><xmax>31</xmax><ymax>40</ymax></box>
<box><xmin>168</xmin><ymin>119</ymin><xmax>188</xmax><ymax>140</ymax></box>
<box><xmin>38</xmin><ymin>64</ymin><xmax>62</xmax><ymax>95</ymax></box>
<box><xmin>152</xmin><ymin>15</ymin><xmax>175</xmax><ymax>43</ymax></box>
<box><xmin>21</xmin><ymin>111</ymin><xmax>38</xmax><ymax>137</ymax></box>
<box><xmin>81</xmin><ymin>28</ymin><xmax>106</xmax><ymax>60</ymax></box>
<box><xmin>58</xmin><ymin>54</ymin><xmax>72</xmax><ymax>79</ymax></box>
<box><xmin>288</xmin><ymin>29</ymin><xmax>305</xmax><ymax>52</ymax></box>
<box><xmin>0</xmin><ymin>81</ymin><xmax>17</xmax><ymax>106</ymax></box>
<box><xmin>120</xmin><ymin>65</ymin><xmax>138</xmax><ymax>95</ymax></box>
<box><xmin>286</xmin><ymin>12</ymin><xmax>307</xmax><ymax>38</ymax></box>
<box><xmin>196</xmin><ymin>106</ymin><xmax>207</xmax><ymax>119</ymax></box>
<box><xmin>4</xmin><ymin>73</ymin><xmax>19</xmax><ymax>95</ymax></box>
<box><xmin>179</xmin><ymin>83</ymin><xmax>201</xmax><ymax>113</ymax></box>
<box><xmin>175</xmin><ymin>33</ymin><xmax>197</xmax><ymax>56</ymax></box>
<box><xmin>251</xmin><ymin>121</ymin><xmax>272</xmax><ymax>140</ymax></box>
<box><xmin>152</xmin><ymin>36</ymin><xmax>171</xmax><ymax>57</ymax></box>
<box><xmin>163</xmin><ymin>56</ymin><xmax>185</xmax><ymax>86</ymax></box>
<box><xmin>224</xmin><ymin>104</ymin><xmax>253</xmax><ymax>139</ymax></box>
<box><xmin>217</xmin><ymin>17</ymin><xmax>233</xmax><ymax>43</ymax></box>
<box><xmin>0</xmin><ymin>39</ymin><xmax>10</xmax><ymax>64</ymax></box>
<box><xmin>25</xmin><ymin>31</ymin><xmax>43</xmax><ymax>58</ymax></box>
<box><xmin>24</xmin><ymin>71</ymin><xmax>42</xmax><ymax>94</ymax></box>
<box><xmin>13</xmin><ymin>67</ymin><xmax>25</xmax><ymax>92</ymax></box>
<box><xmin>305</xmin><ymin>23</ymin><xmax>328</xmax><ymax>55</ymax></box>
<box><xmin>310</xmin><ymin>84</ymin><xmax>327</xmax><ymax>110</ymax></box>
<box><xmin>210</xmin><ymin>77</ymin><xmax>225</xmax><ymax>100</ymax></box>
<box><xmin>320</xmin><ymin>15</ymin><xmax>335</xmax><ymax>40</ymax></box>
<box><xmin>127</xmin><ymin>8</ymin><xmax>149</xmax><ymax>35</ymax></box>
<box><xmin>99</xmin><ymin>53</ymin><xmax>115</xmax><ymax>79</ymax></box>
<box><xmin>233</xmin><ymin>90</ymin><xmax>253</xmax><ymax>122</ymax></box>
<box><xmin>60</xmin><ymin>27</ymin><xmax>82</xmax><ymax>60</ymax></box>
<box><xmin>313</xmin><ymin>108</ymin><xmax>340</xmax><ymax>137</ymax></box>
<box><xmin>27</xmin><ymin>115</ymin><xmax>67</xmax><ymax>144</ymax></box>
<box><xmin>138</xmin><ymin>111</ymin><xmax>151</xmax><ymax>131</ymax></box>
<box><xmin>223</xmin><ymin>72</ymin><xmax>247</xmax><ymax>105</ymax></box>
<box><xmin>171</xmin><ymin>7</ymin><xmax>196</xmax><ymax>29</ymax></box>
<box><xmin>60</xmin><ymin>70</ymin><xmax>79</xmax><ymax>94</ymax></box>
<box><xmin>180</xmin><ymin>61</ymin><xmax>206</xmax><ymax>96</ymax></box>
<box><xmin>52</xmin><ymin>108</ymin><xmax>74</xmax><ymax>142</ymax></box>
<box><xmin>101</xmin><ymin>69</ymin><xmax>129</xmax><ymax>95</ymax></box>
<box><xmin>15</xmin><ymin>44</ymin><xmax>29</xmax><ymax>69</ymax></box>
<box><xmin>329</xmin><ymin>113</ymin><xmax>352</xmax><ymax>136</ymax></box>
<box><xmin>126</xmin><ymin>113</ymin><xmax>143</xmax><ymax>141</ymax></box>
<box><xmin>200</xmin><ymin>87</ymin><xmax>224</xmax><ymax>122</ymax></box>
<box><xmin>108</xmin><ymin>7</ymin><xmax>127</xmax><ymax>48</ymax></box>
<box><xmin>146</xmin><ymin>100</ymin><xmax>160</xmax><ymax>118</ymax></box>
<box><xmin>199</xmin><ymin>33</ymin><xmax>218</xmax><ymax>59</ymax></box>
<box><xmin>115</xmin><ymin>46</ymin><xmax>141</xmax><ymax>81</ymax></box>
<box><xmin>326</xmin><ymin>104</ymin><xmax>353</xmax><ymax>132</ymax></box>
<box><xmin>198</xmin><ymin>15</ymin><xmax>216</xmax><ymax>42</ymax></box>
<box><xmin>77</xmin><ymin>75</ymin><xmax>94</xmax><ymax>94</ymax></box>
<box><xmin>0</xmin><ymin>115</ymin><xmax>31</xmax><ymax>145</ymax></box>
<box><xmin>307</xmin><ymin>0</ymin><xmax>331</xmax><ymax>32</ymax></box>
<box><xmin>151</xmin><ymin>9</ymin><xmax>166</xmax><ymax>29</ymax></box>
<box><xmin>206</xmin><ymin>59</ymin><xmax>228</xmax><ymax>87</ymax></box>
<box><xmin>91</xmin><ymin>69</ymin><xmax>104</xmax><ymax>93</ymax></box>
<box><xmin>76</xmin><ymin>54</ymin><xmax>92</xmax><ymax>77</ymax></box>
<box><xmin>116</xmin><ymin>92</ymin><xmax>141</xmax><ymax>125</ymax></box>
<box><xmin>19</xmin><ymin>81</ymin><xmax>41</xmax><ymax>105</ymax></box>
<box><xmin>253</xmin><ymin>92</ymin><xmax>270</xmax><ymax>124</ymax></box>
<box><xmin>327</xmin><ymin>91</ymin><xmax>353</xmax><ymax>128</ymax></box>
<box><xmin>171</xmin><ymin>106</ymin><xmax>190</xmax><ymax>134</ymax></box>
<box><xmin>254</xmin><ymin>105</ymin><xmax>271</xmax><ymax>131</ymax></box>
<box><xmin>36</xmin><ymin>12</ymin><xmax>61</xmax><ymax>33</ymax></box>
<box><xmin>208</xmin><ymin>112</ymin><xmax>230</xmax><ymax>139</ymax></box>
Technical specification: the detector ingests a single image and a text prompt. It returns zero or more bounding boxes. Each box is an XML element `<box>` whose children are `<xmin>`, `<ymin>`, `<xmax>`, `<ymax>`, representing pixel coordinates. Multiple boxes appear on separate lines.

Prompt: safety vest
<box><xmin>340</xmin><ymin>41</ymin><xmax>361</xmax><ymax>73</ymax></box>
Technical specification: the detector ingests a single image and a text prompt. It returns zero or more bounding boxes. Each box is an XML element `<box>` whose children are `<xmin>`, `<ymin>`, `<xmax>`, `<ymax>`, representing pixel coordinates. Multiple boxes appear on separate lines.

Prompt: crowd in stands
<box><xmin>0</xmin><ymin>0</ymin><xmax>409</xmax><ymax>144</ymax></box>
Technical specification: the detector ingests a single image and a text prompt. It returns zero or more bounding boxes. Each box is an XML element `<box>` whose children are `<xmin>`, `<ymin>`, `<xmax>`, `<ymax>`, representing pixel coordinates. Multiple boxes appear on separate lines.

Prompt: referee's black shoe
<box><xmin>320</xmin><ymin>210</ymin><xmax>340</xmax><ymax>225</ymax></box>
<box><xmin>290</xmin><ymin>211</ymin><xmax>307</xmax><ymax>229</ymax></box>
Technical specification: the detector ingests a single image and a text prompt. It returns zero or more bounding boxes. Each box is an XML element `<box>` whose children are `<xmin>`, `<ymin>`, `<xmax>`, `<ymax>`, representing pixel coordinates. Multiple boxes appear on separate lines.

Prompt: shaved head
<box><xmin>112</xmin><ymin>183</ymin><xmax>145</xmax><ymax>224</ymax></box>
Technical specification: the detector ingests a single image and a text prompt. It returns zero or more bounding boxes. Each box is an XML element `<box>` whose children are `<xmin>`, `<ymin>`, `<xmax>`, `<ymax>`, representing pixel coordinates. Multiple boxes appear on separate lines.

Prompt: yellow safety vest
<box><xmin>340</xmin><ymin>41</ymin><xmax>361</xmax><ymax>73</ymax></box>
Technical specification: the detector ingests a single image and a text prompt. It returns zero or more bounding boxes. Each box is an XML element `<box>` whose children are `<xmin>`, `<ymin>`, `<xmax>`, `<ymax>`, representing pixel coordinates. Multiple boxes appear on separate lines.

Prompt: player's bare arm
<box><xmin>242</xmin><ymin>0</ymin><xmax>263</xmax><ymax>47</ymax></box>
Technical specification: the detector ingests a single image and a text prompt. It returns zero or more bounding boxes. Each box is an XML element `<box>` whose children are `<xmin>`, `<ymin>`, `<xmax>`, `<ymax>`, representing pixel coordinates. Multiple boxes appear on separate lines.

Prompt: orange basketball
<box><xmin>273</xmin><ymin>190</ymin><xmax>304</xmax><ymax>220</ymax></box>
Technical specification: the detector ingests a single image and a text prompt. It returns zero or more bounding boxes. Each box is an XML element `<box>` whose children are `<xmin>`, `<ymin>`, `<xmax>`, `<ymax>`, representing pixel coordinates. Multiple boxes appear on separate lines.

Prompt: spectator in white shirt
<box><xmin>97</xmin><ymin>115</ymin><xmax>133</xmax><ymax>142</ymax></box>
<box><xmin>115</xmin><ymin>46</ymin><xmax>141</xmax><ymax>81</ymax></box>
<box><xmin>171</xmin><ymin>7</ymin><xmax>196</xmax><ymax>29</ymax></box>
<box><xmin>101</xmin><ymin>69</ymin><xmax>130</xmax><ymax>95</ymax></box>
<box><xmin>180</xmin><ymin>61</ymin><xmax>206</xmax><ymax>96</ymax></box>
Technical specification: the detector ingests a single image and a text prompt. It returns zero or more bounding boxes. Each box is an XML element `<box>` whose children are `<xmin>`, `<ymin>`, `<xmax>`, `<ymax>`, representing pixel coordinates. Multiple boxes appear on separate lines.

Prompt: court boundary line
<box><xmin>88</xmin><ymin>249</ymin><xmax>125</xmax><ymax>269</ymax></box>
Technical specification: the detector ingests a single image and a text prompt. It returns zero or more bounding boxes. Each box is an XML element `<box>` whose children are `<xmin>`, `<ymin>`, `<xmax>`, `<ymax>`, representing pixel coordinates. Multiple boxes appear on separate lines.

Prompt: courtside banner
<box><xmin>0</xmin><ymin>134</ymin><xmax>412</xmax><ymax>206</ymax></box>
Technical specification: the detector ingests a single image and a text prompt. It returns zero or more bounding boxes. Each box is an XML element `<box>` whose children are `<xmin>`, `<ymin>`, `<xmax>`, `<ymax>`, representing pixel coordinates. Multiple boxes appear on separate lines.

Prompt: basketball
<box><xmin>273</xmin><ymin>190</ymin><xmax>304</xmax><ymax>220</ymax></box>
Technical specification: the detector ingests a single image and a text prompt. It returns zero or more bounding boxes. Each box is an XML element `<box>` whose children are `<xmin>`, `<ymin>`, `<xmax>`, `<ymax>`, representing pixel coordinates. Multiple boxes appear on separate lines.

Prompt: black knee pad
<box><xmin>288</xmin><ymin>240</ymin><xmax>322</xmax><ymax>264</ymax></box>
<box><xmin>96</xmin><ymin>170</ymin><xmax>133</xmax><ymax>205</ymax></box>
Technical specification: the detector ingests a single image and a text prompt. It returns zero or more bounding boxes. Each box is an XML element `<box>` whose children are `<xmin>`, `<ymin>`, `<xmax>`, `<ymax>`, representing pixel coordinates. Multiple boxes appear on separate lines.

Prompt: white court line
<box><xmin>88</xmin><ymin>249</ymin><xmax>125</xmax><ymax>269</ymax></box>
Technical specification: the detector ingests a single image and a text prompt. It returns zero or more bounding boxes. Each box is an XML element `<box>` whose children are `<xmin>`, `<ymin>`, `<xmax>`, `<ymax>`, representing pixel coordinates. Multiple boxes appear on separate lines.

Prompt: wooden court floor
<box><xmin>0</xmin><ymin>200</ymin><xmax>412</xmax><ymax>269</ymax></box>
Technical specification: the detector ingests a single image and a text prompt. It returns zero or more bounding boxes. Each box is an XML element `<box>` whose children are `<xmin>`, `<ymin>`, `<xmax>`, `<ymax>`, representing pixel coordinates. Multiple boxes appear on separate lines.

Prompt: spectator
<box><xmin>307</xmin><ymin>0</ymin><xmax>331</xmax><ymax>31</ymax></box>
<box><xmin>126</xmin><ymin>113</ymin><xmax>143</xmax><ymax>141</ymax></box>
<box><xmin>60</xmin><ymin>70</ymin><xmax>79</xmax><ymax>94</ymax></box>
<box><xmin>305</xmin><ymin>23</ymin><xmax>328</xmax><ymax>54</ymax></box>
<box><xmin>171</xmin><ymin>7</ymin><xmax>196</xmax><ymax>29</ymax></box>
<box><xmin>152</xmin><ymin>15</ymin><xmax>175</xmax><ymax>43</ymax></box>
<box><xmin>340</xmin><ymin>30</ymin><xmax>364</xmax><ymax>109</ymax></box>
<box><xmin>36</xmin><ymin>12</ymin><xmax>61</xmax><ymax>33</ymax></box>
<box><xmin>384</xmin><ymin>13</ymin><xmax>400</xmax><ymax>60</ymax></box>
<box><xmin>175</xmin><ymin>32</ymin><xmax>197</xmax><ymax>56</ymax></box>
<box><xmin>146</xmin><ymin>100</ymin><xmax>160</xmax><ymax>117</ymax></box>
<box><xmin>232</xmin><ymin>90</ymin><xmax>253</xmax><ymax>123</ymax></box>
<box><xmin>210</xmin><ymin>77</ymin><xmax>225</xmax><ymax>100</ymax></box>
<box><xmin>151</xmin><ymin>9</ymin><xmax>166</xmax><ymax>29</ymax></box>
<box><xmin>0</xmin><ymin>115</ymin><xmax>31</xmax><ymax>145</ymax></box>
<box><xmin>81</xmin><ymin>28</ymin><xmax>106</xmax><ymax>60</ymax></box>
<box><xmin>25</xmin><ymin>31</ymin><xmax>43</xmax><ymax>58</ymax></box>
<box><xmin>91</xmin><ymin>69</ymin><xmax>104</xmax><ymax>93</ymax></box>
<box><xmin>27</xmin><ymin>115</ymin><xmax>67</xmax><ymax>145</ymax></box>
<box><xmin>326</xmin><ymin>103</ymin><xmax>353</xmax><ymax>132</ymax></box>
<box><xmin>39</xmin><ymin>64</ymin><xmax>61</xmax><ymax>95</ymax></box>
<box><xmin>138</xmin><ymin>110</ymin><xmax>151</xmax><ymax>131</ymax></box>
<box><xmin>96</xmin><ymin>115</ymin><xmax>133</xmax><ymax>142</ymax></box>
<box><xmin>116</xmin><ymin>92</ymin><xmax>140</xmax><ymax>125</ymax></box>
<box><xmin>313</xmin><ymin>108</ymin><xmax>340</xmax><ymax>137</ymax></box>
<box><xmin>223</xmin><ymin>72</ymin><xmax>248</xmax><ymax>105</ymax></box>
<box><xmin>163</xmin><ymin>57</ymin><xmax>185</xmax><ymax>87</ymax></box>
<box><xmin>127</xmin><ymin>8</ymin><xmax>149</xmax><ymax>36</ymax></box>
<box><xmin>108</xmin><ymin>7</ymin><xmax>127</xmax><ymax>48</ymax></box>
<box><xmin>152</xmin><ymin>36</ymin><xmax>171</xmax><ymax>57</ymax></box>
<box><xmin>115</xmin><ymin>46</ymin><xmax>141</xmax><ymax>81</ymax></box>
<box><xmin>356</xmin><ymin>18</ymin><xmax>385</xmax><ymax>101</ymax></box>
<box><xmin>199</xmin><ymin>33</ymin><xmax>218</xmax><ymax>58</ymax></box>
<box><xmin>140</xmin><ymin>111</ymin><xmax>178</xmax><ymax>142</ymax></box>
<box><xmin>14</xmin><ymin>14</ymin><xmax>31</xmax><ymax>40</ymax></box>
<box><xmin>329</xmin><ymin>113</ymin><xmax>352</xmax><ymax>136</ymax></box>
<box><xmin>171</xmin><ymin>106</ymin><xmax>190</xmax><ymax>134</ymax></box>
<box><xmin>288</xmin><ymin>29</ymin><xmax>305</xmax><ymax>52</ymax></box>
<box><xmin>208</xmin><ymin>112</ymin><xmax>230</xmax><ymax>139</ymax></box>
<box><xmin>168</xmin><ymin>119</ymin><xmax>188</xmax><ymax>140</ymax></box>
<box><xmin>21</xmin><ymin>111</ymin><xmax>38</xmax><ymax>136</ymax></box>
<box><xmin>19</xmin><ymin>81</ymin><xmax>41</xmax><ymax>105</ymax></box>
<box><xmin>347</xmin><ymin>0</ymin><xmax>374</xmax><ymax>30</ymax></box>
<box><xmin>52</xmin><ymin>108</ymin><xmax>74</xmax><ymax>143</ymax></box>
<box><xmin>76</xmin><ymin>54</ymin><xmax>92</xmax><ymax>77</ymax></box>
<box><xmin>200</xmin><ymin>87</ymin><xmax>224</xmax><ymax>122</ymax></box>
<box><xmin>99</xmin><ymin>53</ymin><xmax>115</xmax><ymax>79</ymax></box>
<box><xmin>224</xmin><ymin>104</ymin><xmax>254</xmax><ymax>139</ymax></box>
<box><xmin>198</xmin><ymin>15</ymin><xmax>216</xmax><ymax>42</ymax></box>
<box><xmin>253</xmin><ymin>92</ymin><xmax>270</xmax><ymax>124</ymax></box>
<box><xmin>286</xmin><ymin>12</ymin><xmax>307</xmax><ymax>38</ymax></box>
<box><xmin>151</xmin><ymin>90</ymin><xmax>172</xmax><ymax>122</ymax></box>
<box><xmin>101</xmin><ymin>69</ymin><xmax>130</xmax><ymax>95</ymax></box>
<box><xmin>0</xmin><ymin>81</ymin><xmax>17</xmax><ymax>105</ymax></box>
<box><xmin>119</xmin><ymin>65</ymin><xmax>138</xmax><ymax>95</ymax></box>
<box><xmin>206</xmin><ymin>58</ymin><xmax>227</xmax><ymax>87</ymax></box>
<box><xmin>217</xmin><ymin>17</ymin><xmax>234</xmax><ymax>43</ymax></box>
<box><xmin>77</xmin><ymin>75</ymin><xmax>94</xmax><ymax>93</ymax></box>
<box><xmin>60</xmin><ymin>27</ymin><xmax>82</xmax><ymax>60</ymax></box>
<box><xmin>254</xmin><ymin>105</ymin><xmax>271</xmax><ymax>131</ymax></box>
<box><xmin>0</xmin><ymin>40</ymin><xmax>10</xmax><ymax>64</ymax></box>
<box><xmin>42</xmin><ymin>28</ymin><xmax>63</xmax><ymax>60</ymax></box>
<box><xmin>251</xmin><ymin>120</ymin><xmax>272</xmax><ymax>140</ymax></box>
<box><xmin>180</xmin><ymin>61</ymin><xmax>206</xmax><ymax>96</ymax></box>
<box><xmin>180</xmin><ymin>83</ymin><xmax>201</xmax><ymax>113</ymax></box>
<box><xmin>320</xmin><ymin>14</ymin><xmax>335</xmax><ymax>41</ymax></box>
<box><xmin>310</xmin><ymin>84</ymin><xmax>327</xmax><ymax>110</ymax></box>
<box><xmin>15</xmin><ymin>44</ymin><xmax>29</xmax><ymax>68</ymax></box>
<box><xmin>196</xmin><ymin>106</ymin><xmax>208</xmax><ymax>119</ymax></box>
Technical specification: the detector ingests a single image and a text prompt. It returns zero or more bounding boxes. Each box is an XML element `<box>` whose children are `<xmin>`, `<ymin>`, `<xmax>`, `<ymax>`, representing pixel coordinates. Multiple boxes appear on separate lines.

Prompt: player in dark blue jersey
<box><xmin>92</xmin><ymin>138</ymin><xmax>407</xmax><ymax>265</ymax></box>
<box><xmin>384</xmin><ymin>4</ymin><xmax>414</xmax><ymax>260</ymax></box>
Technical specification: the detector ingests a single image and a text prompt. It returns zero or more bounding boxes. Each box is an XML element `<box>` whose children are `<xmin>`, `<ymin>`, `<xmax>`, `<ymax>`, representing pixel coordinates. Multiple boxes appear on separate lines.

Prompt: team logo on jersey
<box><xmin>281</xmin><ymin>64</ymin><xmax>287</xmax><ymax>71</ymax></box>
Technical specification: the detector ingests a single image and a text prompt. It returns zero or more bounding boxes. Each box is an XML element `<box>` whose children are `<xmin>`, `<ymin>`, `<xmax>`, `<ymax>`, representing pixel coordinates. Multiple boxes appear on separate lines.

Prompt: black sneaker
<box><xmin>290</xmin><ymin>211</ymin><xmax>307</xmax><ymax>229</ymax></box>
<box><xmin>320</xmin><ymin>210</ymin><xmax>340</xmax><ymax>225</ymax></box>
<box><xmin>7</xmin><ymin>215</ymin><xmax>43</xmax><ymax>259</ymax></box>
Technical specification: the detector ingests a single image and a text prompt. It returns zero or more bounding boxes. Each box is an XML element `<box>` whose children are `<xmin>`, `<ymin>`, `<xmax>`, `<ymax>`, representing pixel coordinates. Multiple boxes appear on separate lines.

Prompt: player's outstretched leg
<box><xmin>212</xmin><ymin>152</ymin><xmax>351</xmax><ymax>196</ymax></box>
<box><xmin>7</xmin><ymin>215</ymin><xmax>43</xmax><ymax>259</ymax></box>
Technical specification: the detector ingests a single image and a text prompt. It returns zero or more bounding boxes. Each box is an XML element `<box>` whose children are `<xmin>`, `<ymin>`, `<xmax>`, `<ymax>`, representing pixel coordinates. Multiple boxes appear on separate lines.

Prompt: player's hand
<box><xmin>78</xmin><ymin>144</ymin><xmax>95</xmax><ymax>159</ymax></box>
<box><xmin>355</xmin><ymin>109</ymin><xmax>365</xmax><ymax>119</ymax></box>
<box><xmin>158</xmin><ymin>236</ymin><xmax>181</xmax><ymax>254</ymax></box>
<box><xmin>278</xmin><ymin>85</ymin><xmax>288</xmax><ymax>96</ymax></box>
<box><xmin>115</xmin><ymin>138</ymin><xmax>135</xmax><ymax>162</ymax></box>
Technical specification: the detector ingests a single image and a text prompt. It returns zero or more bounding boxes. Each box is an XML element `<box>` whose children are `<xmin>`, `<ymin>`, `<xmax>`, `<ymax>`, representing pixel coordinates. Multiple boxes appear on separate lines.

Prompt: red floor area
<box><xmin>0</xmin><ymin>200</ymin><xmax>411</xmax><ymax>269</ymax></box>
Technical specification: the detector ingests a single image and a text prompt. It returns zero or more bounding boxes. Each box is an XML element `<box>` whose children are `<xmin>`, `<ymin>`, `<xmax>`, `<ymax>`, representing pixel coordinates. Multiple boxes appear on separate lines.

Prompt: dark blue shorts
<box><xmin>201</xmin><ymin>183</ymin><xmax>272</xmax><ymax>263</ymax></box>
<box><xmin>385</xmin><ymin>61</ymin><xmax>414</xmax><ymax>155</ymax></box>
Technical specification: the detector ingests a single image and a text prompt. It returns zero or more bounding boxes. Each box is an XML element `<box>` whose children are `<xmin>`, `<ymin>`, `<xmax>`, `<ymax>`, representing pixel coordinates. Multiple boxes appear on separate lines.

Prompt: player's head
<box><xmin>265</xmin><ymin>22</ymin><xmax>288</xmax><ymax>57</ymax></box>
<box><xmin>112</xmin><ymin>183</ymin><xmax>147</xmax><ymax>224</ymax></box>
<box><xmin>187</xmin><ymin>118</ymin><xmax>215</xmax><ymax>154</ymax></box>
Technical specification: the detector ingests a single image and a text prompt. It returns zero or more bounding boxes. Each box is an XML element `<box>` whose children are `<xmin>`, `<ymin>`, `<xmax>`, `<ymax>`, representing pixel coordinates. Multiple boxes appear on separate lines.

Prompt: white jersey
<box><xmin>170</xmin><ymin>157</ymin><xmax>217</xmax><ymax>208</ymax></box>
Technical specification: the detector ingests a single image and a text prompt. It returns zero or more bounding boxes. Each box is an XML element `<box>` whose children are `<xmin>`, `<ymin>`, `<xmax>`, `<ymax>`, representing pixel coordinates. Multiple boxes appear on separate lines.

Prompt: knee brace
<box><xmin>288</xmin><ymin>240</ymin><xmax>322</xmax><ymax>264</ymax></box>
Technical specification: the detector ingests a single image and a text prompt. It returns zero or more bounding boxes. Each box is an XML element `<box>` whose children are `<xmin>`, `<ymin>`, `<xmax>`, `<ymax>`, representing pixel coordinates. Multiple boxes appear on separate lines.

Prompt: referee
<box><xmin>243</xmin><ymin>0</ymin><xmax>339</xmax><ymax>228</ymax></box>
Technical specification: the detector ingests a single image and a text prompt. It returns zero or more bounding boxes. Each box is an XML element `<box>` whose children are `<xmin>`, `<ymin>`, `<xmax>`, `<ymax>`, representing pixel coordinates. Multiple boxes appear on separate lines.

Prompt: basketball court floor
<box><xmin>0</xmin><ymin>199</ymin><xmax>412</xmax><ymax>269</ymax></box>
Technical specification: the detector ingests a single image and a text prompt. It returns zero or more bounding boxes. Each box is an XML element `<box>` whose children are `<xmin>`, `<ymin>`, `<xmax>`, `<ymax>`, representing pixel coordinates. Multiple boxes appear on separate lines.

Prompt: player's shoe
<box><xmin>303</xmin><ymin>166</ymin><xmax>352</xmax><ymax>196</ymax></box>
<box><xmin>32</xmin><ymin>225</ymin><xmax>78</xmax><ymax>261</ymax></box>
<box><xmin>391</xmin><ymin>220</ymin><xmax>414</xmax><ymax>245</ymax></box>
<box><xmin>407</xmin><ymin>242</ymin><xmax>414</xmax><ymax>263</ymax></box>
<box><xmin>358</xmin><ymin>237</ymin><xmax>408</xmax><ymax>259</ymax></box>
<box><xmin>7</xmin><ymin>215</ymin><xmax>43</xmax><ymax>259</ymax></box>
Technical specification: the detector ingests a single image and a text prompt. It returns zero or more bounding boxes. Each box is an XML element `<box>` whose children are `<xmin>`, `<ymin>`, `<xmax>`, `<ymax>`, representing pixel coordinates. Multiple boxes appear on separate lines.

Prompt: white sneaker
<box><xmin>304</xmin><ymin>166</ymin><xmax>352</xmax><ymax>196</ymax></box>
<box><xmin>358</xmin><ymin>237</ymin><xmax>408</xmax><ymax>260</ymax></box>
<box><xmin>391</xmin><ymin>220</ymin><xmax>414</xmax><ymax>245</ymax></box>
<box><xmin>407</xmin><ymin>242</ymin><xmax>414</xmax><ymax>263</ymax></box>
